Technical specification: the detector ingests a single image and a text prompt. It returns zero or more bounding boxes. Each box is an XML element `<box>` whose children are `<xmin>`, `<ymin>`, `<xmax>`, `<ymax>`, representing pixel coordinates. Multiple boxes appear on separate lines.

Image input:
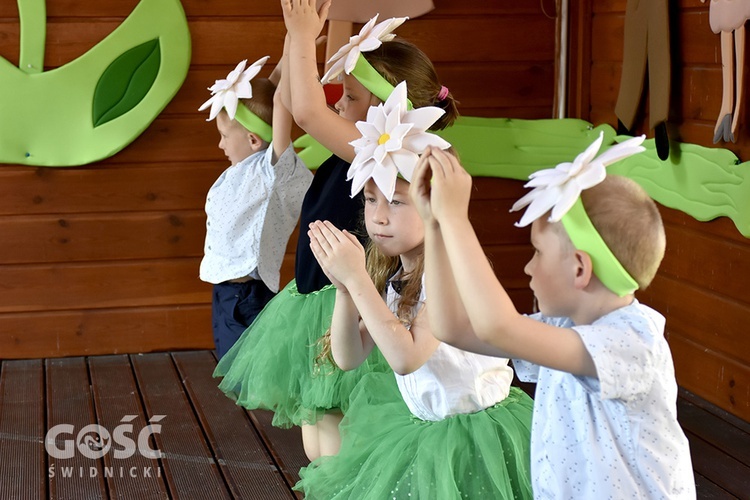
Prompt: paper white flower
<box><xmin>321</xmin><ymin>15</ymin><xmax>407</xmax><ymax>84</ymax></box>
<box><xmin>198</xmin><ymin>56</ymin><xmax>269</xmax><ymax>121</ymax></box>
<box><xmin>347</xmin><ymin>81</ymin><xmax>451</xmax><ymax>201</ymax></box>
<box><xmin>511</xmin><ymin>132</ymin><xmax>646</xmax><ymax>227</ymax></box>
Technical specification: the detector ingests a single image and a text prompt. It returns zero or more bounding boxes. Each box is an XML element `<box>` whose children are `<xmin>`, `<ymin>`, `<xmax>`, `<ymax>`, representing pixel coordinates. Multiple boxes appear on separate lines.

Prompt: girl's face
<box><xmin>364</xmin><ymin>179</ymin><xmax>424</xmax><ymax>272</ymax></box>
<box><xmin>335</xmin><ymin>75</ymin><xmax>379</xmax><ymax>123</ymax></box>
<box><xmin>524</xmin><ymin>219</ymin><xmax>578</xmax><ymax>318</ymax></box>
<box><xmin>216</xmin><ymin>110</ymin><xmax>255</xmax><ymax>166</ymax></box>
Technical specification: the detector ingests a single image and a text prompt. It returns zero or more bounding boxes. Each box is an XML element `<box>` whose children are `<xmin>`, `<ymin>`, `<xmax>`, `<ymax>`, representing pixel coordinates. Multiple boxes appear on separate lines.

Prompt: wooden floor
<box><xmin>1</xmin><ymin>351</ymin><xmax>748</xmax><ymax>499</ymax></box>
<box><xmin>0</xmin><ymin>351</ymin><xmax>309</xmax><ymax>499</ymax></box>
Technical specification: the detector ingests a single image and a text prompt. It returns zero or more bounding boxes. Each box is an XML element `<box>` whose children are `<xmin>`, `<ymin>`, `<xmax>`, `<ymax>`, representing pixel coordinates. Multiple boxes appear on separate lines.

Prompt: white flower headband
<box><xmin>511</xmin><ymin>132</ymin><xmax>647</xmax><ymax>296</ymax></box>
<box><xmin>321</xmin><ymin>15</ymin><xmax>409</xmax><ymax>106</ymax></box>
<box><xmin>198</xmin><ymin>57</ymin><xmax>272</xmax><ymax>142</ymax></box>
<box><xmin>348</xmin><ymin>81</ymin><xmax>451</xmax><ymax>202</ymax></box>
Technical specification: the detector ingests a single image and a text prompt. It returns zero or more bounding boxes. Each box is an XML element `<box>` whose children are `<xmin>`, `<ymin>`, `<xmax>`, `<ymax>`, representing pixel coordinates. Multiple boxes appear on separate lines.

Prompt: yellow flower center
<box><xmin>378</xmin><ymin>133</ymin><xmax>391</xmax><ymax>145</ymax></box>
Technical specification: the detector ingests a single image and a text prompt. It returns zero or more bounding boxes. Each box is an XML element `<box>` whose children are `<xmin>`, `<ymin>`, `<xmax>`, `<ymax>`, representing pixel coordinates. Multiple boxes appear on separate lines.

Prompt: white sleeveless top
<box><xmin>387</xmin><ymin>276</ymin><xmax>514</xmax><ymax>422</ymax></box>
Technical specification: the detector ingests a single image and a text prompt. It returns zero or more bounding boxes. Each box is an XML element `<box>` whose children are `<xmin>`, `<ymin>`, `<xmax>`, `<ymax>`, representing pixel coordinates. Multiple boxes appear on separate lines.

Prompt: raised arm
<box><xmin>281</xmin><ymin>0</ymin><xmax>361</xmax><ymax>161</ymax></box>
<box><xmin>309</xmin><ymin>221</ymin><xmax>439</xmax><ymax>374</ymax></box>
<box><xmin>428</xmin><ymin>149</ymin><xmax>597</xmax><ymax>377</ymax></box>
<box><xmin>271</xmin><ymin>51</ymin><xmax>293</xmax><ymax>161</ymax></box>
<box><xmin>410</xmin><ymin>151</ymin><xmax>508</xmax><ymax>357</ymax></box>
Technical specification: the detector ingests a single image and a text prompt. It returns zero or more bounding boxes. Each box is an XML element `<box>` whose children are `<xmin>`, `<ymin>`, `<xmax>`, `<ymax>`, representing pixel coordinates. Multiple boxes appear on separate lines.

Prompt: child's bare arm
<box><xmin>328</xmin><ymin>289</ymin><xmax>375</xmax><ymax>370</ymax></box>
<box><xmin>429</xmin><ymin>149</ymin><xmax>597</xmax><ymax>377</ymax></box>
<box><xmin>272</xmin><ymin>68</ymin><xmax>293</xmax><ymax>161</ymax></box>
<box><xmin>281</xmin><ymin>0</ymin><xmax>361</xmax><ymax>161</ymax></box>
<box><xmin>309</xmin><ymin>221</ymin><xmax>439</xmax><ymax>374</ymax></box>
<box><xmin>410</xmin><ymin>153</ymin><xmax>508</xmax><ymax>356</ymax></box>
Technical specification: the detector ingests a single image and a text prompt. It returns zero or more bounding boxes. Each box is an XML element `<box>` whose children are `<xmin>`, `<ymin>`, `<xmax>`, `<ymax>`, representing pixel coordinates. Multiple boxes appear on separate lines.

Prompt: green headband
<box><xmin>234</xmin><ymin>103</ymin><xmax>272</xmax><ymax>143</ymax></box>
<box><xmin>350</xmin><ymin>55</ymin><xmax>413</xmax><ymax>110</ymax></box>
<box><xmin>561</xmin><ymin>198</ymin><xmax>639</xmax><ymax>297</ymax></box>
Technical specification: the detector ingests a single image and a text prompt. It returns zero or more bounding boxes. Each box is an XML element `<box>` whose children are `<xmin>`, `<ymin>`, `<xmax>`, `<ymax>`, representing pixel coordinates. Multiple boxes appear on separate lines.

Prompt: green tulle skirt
<box><xmin>295</xmin><ymin>372</ymin><xmax>534</xmax><ymax>499</ymax></box>
<box><xmin>213</xmin><ymin>279</ymin><xmax>391</xmax><ymax>428</ymax></box>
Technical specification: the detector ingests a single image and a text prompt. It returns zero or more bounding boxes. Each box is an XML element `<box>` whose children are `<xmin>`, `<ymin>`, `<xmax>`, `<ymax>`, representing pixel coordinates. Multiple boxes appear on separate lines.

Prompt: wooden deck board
<box><xmin>247</xmin><ymin>410</ymin><xmax>308</xmax><ymax>495</ymax></box>
<box><xmin>1</xmin><ymin>351</ymin><xmax>747</xmax><ymax>498</ymax></box>
<box><xmin>131</xmin><ymin>352</ymin><xmax>230</xmax><ymax>499</ymax></box>
<box><xmin>172</xmin><ymin>351</ymin><xmax>294</xmax><ymax>499</ymax></box>
<box><xmin>0</xmin><ymin>359</ymin><xmax>47</xmax><ymax>498</ymax></box>
<box><xmin>46</xmin><ymin>357</ymin><xmax>107</xmax><ymax>500</ymax></box>
<box><xmin>88</xmin><ymin>355</ymin><xmax>169</xmax><ymax>499</ymax></box>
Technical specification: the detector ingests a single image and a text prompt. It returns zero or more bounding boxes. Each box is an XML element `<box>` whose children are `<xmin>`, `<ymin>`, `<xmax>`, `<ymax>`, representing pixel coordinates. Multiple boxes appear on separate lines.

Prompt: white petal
<box><xmin>225</xmin><ymin>60</ymin><xmax>247</xmax><ymax>85</ymax></box>
<box><xmin>344</xmin><ymin>48</ymin><xmax>362</xmax><ymax>74</ymax></box>
<box><xmin>349</xmin><ymin>161</ymin><xmax>375</xmax><ymax>197</ymax></box>
<box><xmin>372</xmin><ymin>158</ymin><xmax>399</xmax><ymax>201</ymax></box>
<box><xmin>371</xmin><ymin>17</ymin><xmax>407</xmax><ymax>40</ymax></box>
<box><xmin>223</xmin><ymin>94</ymin><xmax>238</xmax><ymax>119</ymax></box>
<box><xmin>390</xmin><ymin>149</ymin><xmax>419</xmax><ymax>181</ymax></box>
<box><xmin>510</xmin><ymin>189</ymin><xmax>540</xmax><ymax>213</ymax></box>
<box><xmin>349</xmin><ymin>137</ymin><xmax>374</xmax><ymax>153</ymax></box>
<box><xmin>355</xmin><ymin>120</ymin><xmax>381</xmax><ymax>140</ymax></box>
<box><xmin>594</xmin><ymin>134</ymin><xmax>646</xmax><ymax>167</ymax></box>
<box><xmin>234</xmin><ymin>80</ymin><xmax>252</xmax><ymax>99</ymax></box>
<box><xmin>198</xmin><ymin>95</ymin><xmax>215</xmax><ymax>112</ymax></box>
<box><xmin>321</xmin><ymin>59</ymin><xmax>346</xmax><ymax>84</ymax></box>
<box><xmin>403</xmin><ymin>106</ymin><xmax>445</xmax><ymax>132</ymax></box>
<box><xmin>384</xmin><ymin>82</ymin><xmax>408</xmax><ymax>115</ymax></box>
<box><xmin>549</xmin><ymin>181</ymin><xmax>581</xmax><ymax>222</ymax></box>
<box><xmin>401</xmin><ymin>131</ymin><xmax>448</xmax><ymax>153</ymax></box>
<box><xmin>517</xmin><ymin>187</ymin><xmax>560</xmax><ymax>227</ymax></box>
<box><xmin>373</xmin><ymin>144</ymin><xmax>388</xmax><ymax>164</ymax></box>
<box><xmin>358</xmin><ymin>38</ymin><xmax>382</xmax><ymax>52</ymax></box>
<box><xmin>359</xmin><ymin>15</ymin><xmax>379</xmax><ymax>37</ymax></box>
<box><xmin>574</xmin><ymin>131</ymin><xmax>604</xmax><ymax>170</ymax></box>
<box><xmin>384</xmin><ymin>107</ymin><xmax>403</xmax><ymax>134</ymax></box>
<box><xmin>208</xmin><ymin>97</ymin><xmax>224</xmax><ymax>121</ymax></box>
<box><xmin>574</xmin><ymin>162</ymin><xmax>606</xmax><ymax>190</ymax></box>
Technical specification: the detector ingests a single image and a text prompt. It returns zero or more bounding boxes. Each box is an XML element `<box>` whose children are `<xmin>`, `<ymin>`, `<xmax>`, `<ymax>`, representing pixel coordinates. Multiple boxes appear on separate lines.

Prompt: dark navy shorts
<box><xmin>212</xmin><ymin>280</ymin><xmax>276</xmax><ymax>359</ymax></box>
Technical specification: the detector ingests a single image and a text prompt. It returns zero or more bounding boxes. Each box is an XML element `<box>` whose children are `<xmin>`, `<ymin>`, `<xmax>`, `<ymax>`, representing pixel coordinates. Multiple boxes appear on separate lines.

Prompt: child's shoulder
<box><xmin>593</xmin><ymin>300</ymin><xmax>665</xmax><ymax>338</ymax></box>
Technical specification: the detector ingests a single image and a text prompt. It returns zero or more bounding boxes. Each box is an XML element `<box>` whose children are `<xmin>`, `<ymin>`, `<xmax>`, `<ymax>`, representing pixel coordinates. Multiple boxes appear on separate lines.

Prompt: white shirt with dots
<box><xmin>514</xmin><ymin>300</ymin><xmax>696</xmax><ymax>499</ymax></box>
<box><xmin>199</xmin><ymin>143</ymin><xmax>312</xmax><ymax>292</ymax></box>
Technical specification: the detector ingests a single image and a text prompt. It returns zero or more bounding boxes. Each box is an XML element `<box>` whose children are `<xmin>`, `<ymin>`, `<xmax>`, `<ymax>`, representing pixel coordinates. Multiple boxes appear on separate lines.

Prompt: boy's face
<box><xmin>216</xmin><ymin>110</ymin><xmax>255</xmax><ymax>166</ymax></box>
<box><xmin>524</xmin><ymin>219</ymin><xmax>577</xmax><ymax>318</ymax></box>
<box><xmin>334</xmin><ymin>75</ymin><xmax>379</xmax><ymax>123</ymax></box>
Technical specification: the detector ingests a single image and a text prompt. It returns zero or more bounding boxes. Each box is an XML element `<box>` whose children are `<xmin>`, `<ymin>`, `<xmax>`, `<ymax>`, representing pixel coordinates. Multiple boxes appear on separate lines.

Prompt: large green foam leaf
<box><xmin>93</xmin><ymin>39</ymin><xmax>161</xmax><ymax>127</ymax></box>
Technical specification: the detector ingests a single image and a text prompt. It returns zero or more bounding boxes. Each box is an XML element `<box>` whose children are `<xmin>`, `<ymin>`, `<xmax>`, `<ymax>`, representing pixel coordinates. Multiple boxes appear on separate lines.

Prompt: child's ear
<box><xmin>573</xmin><ymin>250</ymin><xmax>594</xmax><ymax>290</ymax></box>
<box><xmin>247</xmin><ymin>132</ymin><xmax>266</xmax><ymax>152</ymax></box>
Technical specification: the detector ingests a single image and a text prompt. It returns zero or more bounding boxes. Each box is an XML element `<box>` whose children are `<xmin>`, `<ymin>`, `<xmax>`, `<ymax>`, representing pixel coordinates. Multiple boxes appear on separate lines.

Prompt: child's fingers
<box><xmin>430</xmin><ymin>148</ymin><xmax>455</xmax><ymax>175</ymax></box>
<box><xmin>317</xmin><ymin>0</ymin><xmax>331</xmax><ymax>19</ymax></box>
<box><xmin>320</xmin><ymin>220</ymin><xmax>345</xmax><ymax>242</ymax></box>
<box><xmin>315</xmin><ymin>35</ymin><xmax>328</xmax><ymax>47</ymax></box>
<box><xmin>341</xmin><ymin>230</ymin><xmax>363</xmax><ymax>249</ymax></box>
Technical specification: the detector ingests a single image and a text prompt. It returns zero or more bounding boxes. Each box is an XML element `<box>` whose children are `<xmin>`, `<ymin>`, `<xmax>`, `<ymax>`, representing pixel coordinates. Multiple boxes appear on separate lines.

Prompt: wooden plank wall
<box><xmin>0</xmin><ymin>1</ymin><xmax>555</xmax><ymax>358</ymax></box>
<box><xmin>569</xmin><ymin>0</ymin><xmax>750</xmax><ymax>422</ymax></box>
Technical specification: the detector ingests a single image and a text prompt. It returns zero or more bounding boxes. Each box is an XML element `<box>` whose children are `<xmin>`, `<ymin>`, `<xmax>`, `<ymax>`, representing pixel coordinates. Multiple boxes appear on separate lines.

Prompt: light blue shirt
<box><xmin>199</xmin><ymin>143</ymin><xmax>312</xmax><ymax>291</ymax></box>
<box><xmin>514</xmin><ymin>301</ymin><xmax>695</xmax><ymax>499</ymax></box>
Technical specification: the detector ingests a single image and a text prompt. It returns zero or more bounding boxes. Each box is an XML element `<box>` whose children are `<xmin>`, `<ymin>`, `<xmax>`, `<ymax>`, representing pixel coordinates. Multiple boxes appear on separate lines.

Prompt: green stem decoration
<box><xmin>18</xmin><ymin>0</ymin><xmax>46</xmax><ymax>74</ymax></box>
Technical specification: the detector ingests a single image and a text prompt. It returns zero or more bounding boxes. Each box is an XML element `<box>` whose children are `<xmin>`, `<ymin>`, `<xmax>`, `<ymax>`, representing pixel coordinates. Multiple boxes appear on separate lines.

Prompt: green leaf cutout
<box><xmin>92</xmin><ymin>39</ymin><xmax>161</xmax><ymax>127</ymax></box>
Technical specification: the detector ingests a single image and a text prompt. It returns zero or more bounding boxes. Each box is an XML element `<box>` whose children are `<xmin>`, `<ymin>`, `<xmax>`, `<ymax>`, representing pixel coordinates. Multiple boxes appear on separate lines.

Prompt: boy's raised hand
<box><xmin>308</xmin><ymin>220</ymin><xmax>367</xmax><ymax>292</ymax></box>
<box><xmin>281</xmin><ymin>0</ymin><xmax>331</xmax><ymax>40</ymax></box>
<box><xmin>427</xmin><ymin>148</ymin><xmax>472</xmax><ymax>223</ymax></box>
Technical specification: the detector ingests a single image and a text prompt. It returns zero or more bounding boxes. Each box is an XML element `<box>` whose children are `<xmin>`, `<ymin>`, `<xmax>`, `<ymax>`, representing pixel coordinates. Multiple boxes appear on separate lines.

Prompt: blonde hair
<box><xmin>580</xmin><ymin>175</ymin><xmax>666</xmax><ymax>289</ymax></box>
<box><xmin>237</xmin><ymin>77</ymin><xmax>276</xmax><ymax>126</ymax></box>
<box><xmin>363</xmin><ymin>40</ymin><xmax>459</xmax><ymax>130</ymax></box>
<box><xmin>315</xmin><ymin>240</ymin><xmax>425</xmax><ymax>372</ymax></box>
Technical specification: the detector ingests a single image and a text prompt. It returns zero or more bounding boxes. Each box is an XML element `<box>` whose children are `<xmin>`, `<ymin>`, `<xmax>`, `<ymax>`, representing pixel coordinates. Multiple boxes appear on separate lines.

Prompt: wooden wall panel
<box><xmin>575</xmin><ymin>1</ymin><xmax>750</xmax><ymax>421</ymax></box>
<box><xmin>0</xmin><ymin>1</ymin><xmax>555</xmax><ymax>358</ymax></box>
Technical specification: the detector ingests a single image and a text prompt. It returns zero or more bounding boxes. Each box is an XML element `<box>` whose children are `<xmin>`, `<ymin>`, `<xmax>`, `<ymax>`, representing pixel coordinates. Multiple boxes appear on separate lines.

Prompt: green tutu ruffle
<box><xmin>295</xmin><ymin>372</ymin><xmax>534</xmax><ymax>499</ymax></box>
<box><xmin>213</xmin><ymin>279</ymin><xmax>391</xmax><ymax>428</ymax></box>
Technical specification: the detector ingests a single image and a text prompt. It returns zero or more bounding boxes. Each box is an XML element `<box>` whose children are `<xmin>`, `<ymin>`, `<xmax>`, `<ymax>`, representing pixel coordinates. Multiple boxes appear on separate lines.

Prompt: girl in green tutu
<box><xmin>297</xmin><ymin>81</ymin><xmax>533</xmax><ymax>499</ymax></box>
<box><xmin>214</xmin><ymin>2</ymin><xmax>460</xmax><ymax>461</ymax></box>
